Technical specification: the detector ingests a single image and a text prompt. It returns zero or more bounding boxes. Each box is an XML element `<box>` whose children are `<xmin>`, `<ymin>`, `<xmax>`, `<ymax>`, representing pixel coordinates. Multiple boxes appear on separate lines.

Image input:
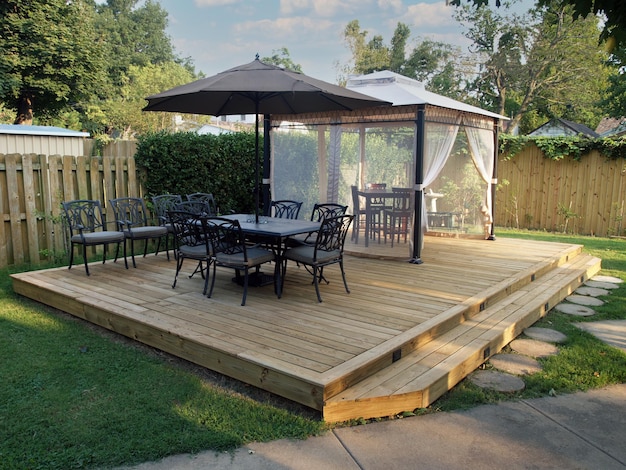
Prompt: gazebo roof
<box><xmin>346</xmin><ymin>70</ymin><xmax>507</xmax><ymax>121</ymax></box>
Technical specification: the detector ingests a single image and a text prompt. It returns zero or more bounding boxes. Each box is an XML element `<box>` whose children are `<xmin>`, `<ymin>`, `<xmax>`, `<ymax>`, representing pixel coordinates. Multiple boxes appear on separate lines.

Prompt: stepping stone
<box><xmin>554</xmin><ymin>303</ymin><xmax>596</xmax><ymax>316</ymax></box>
<box><xmin>585</xmin><ymin>280</ymin><xmax>620</xmax><ymax>290</ymax></box>
<box><xmin>489</xmin><ymin>353</ymin><xmax>542</xmax><ymax>375</ymax></box>
<box><xmin>523</xmin><ymin>327</ymin><xmax>567</xmax><ymax>343</ymax></box>
<box><xmin>510</xmin><ymin>338</ymin><xmax>559</xmax><ymax>358</ymax></box>
<box><xmin>575</xmin><ymin>286</ymin><xmax>610</xmax><ymax>297</ymax></box>
<box><xmin>469</xmin><ymin>370</ymin><xmax>525</xmax><ymax>393</ymax></box>
<box><xmin>575</xmin><ymin>320</ymin><xmax>626</xmax><ymax>353</ymax></box>
<box><xmin>565</xmin><ymin>294</ymin><xmax>604</xmax><ymax>307</ymax></box>
<box><xmin>591</xmin><ymin>275</ymin><xmax>623</xmax><ymax>284</ymax></box>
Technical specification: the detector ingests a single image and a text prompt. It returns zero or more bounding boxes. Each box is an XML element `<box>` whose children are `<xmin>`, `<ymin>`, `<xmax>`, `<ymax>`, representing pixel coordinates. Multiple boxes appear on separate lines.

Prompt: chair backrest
<box><xmin>391</xmin><ymin>188</ymin><xmax>413</xmax><ymax>211</ymax></box>
<box><xmin>311</xmin><ymin>203</ymin><xmax>348</xmax><ymax>222</ymax></box>
<box><xmin>187</xmin><ymin>192</ymin><xmax>217</xmax><ymax>215</ymax></box>
<box><xmin>205</xmin><ymin>217</ymin><xmax>248</xmax><ymax>261</ymax></box>
<box><xmin>152</xmin><ymin>195</ymin><xmax>182</xmax><ymax>224</ymax></box>
<box><xmin>313</xmin><ymin>215</ymin><xmax>354</xmax><ymax>259</ymax></box>
<box><xmin>168</xmin><ymin>210</ymin><xmax>210</xmax><ymax>250</ymax></box>
<box><xmin>174</xmin><ymin>200</ymin><xmax>211</xmax><ymax>215</ymax></box>
<box><xmin>271</xmin><ymin>200</ymin><xmax>302</xmax><ymax>219</ymax></box>
<box><xmin>62</xmin><ymin>199</ymin><xmax>107</xmax><ymax>234</ymax></box>
<box><xmin>109</xmin><ymin>197</ymin><xmax>149</xmax><ymax>228</ymax></box>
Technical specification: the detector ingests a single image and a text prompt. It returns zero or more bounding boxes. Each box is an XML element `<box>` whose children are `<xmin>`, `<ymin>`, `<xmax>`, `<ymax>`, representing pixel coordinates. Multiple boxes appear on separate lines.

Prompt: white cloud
<box><xmin>194</xmin><ymin>0</ymin><xmax>240</xmax><ymax>6</ymax></box>
<box><xmin>279</xmin><ymin>0</ymin><xmax>373</xmax><ymax>17</ymax></box>
<box><xmin>401</xmin><ymin>2</ymin><xmax>456</xmax><ymax>29</ymax></box>
<box><xmin>377</xmin><ymin>0</ymin><xmax>403</xmax><ymax>13</ymax></box>
<box><xmin>234</xmin><ymin>16</ymin><xmax>334</xmax><ymax>38</ymax></box>
<box><xmin>279</xmin><ymin>0</ymin><xmax>310</xmax><ymax>15</ymax></box>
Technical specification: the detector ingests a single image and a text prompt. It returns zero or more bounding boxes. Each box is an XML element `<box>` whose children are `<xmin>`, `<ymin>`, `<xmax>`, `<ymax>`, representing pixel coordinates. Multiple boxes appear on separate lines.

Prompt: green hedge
<box><xmin>135</xmin><ymin>131</ymin><xmax>260</xmax><ymax>214</ymax></box>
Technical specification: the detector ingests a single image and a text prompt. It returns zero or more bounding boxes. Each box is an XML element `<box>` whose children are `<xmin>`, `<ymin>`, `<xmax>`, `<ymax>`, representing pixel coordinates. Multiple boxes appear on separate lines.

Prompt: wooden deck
<box><xmin>11</xmin><ymin>235</ymin><xmax>601</xmax><ymax>422</ymax></box>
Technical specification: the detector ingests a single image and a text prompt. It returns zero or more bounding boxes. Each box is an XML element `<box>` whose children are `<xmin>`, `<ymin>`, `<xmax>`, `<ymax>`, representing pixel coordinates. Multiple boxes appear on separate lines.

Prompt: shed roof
<box><xmin>346</xmin><ymin>71</ymin><xmax>507</xmax><ymax>120</ymax></box>
<box><xmin>0</xmin><ymin>124</ymin><xmax>89</xmax><ymax>137</ymax></box>
<box><xmin>528</xmin><ymin>118</ymin><xmax>598</xmax><ymax>138</ymax></box>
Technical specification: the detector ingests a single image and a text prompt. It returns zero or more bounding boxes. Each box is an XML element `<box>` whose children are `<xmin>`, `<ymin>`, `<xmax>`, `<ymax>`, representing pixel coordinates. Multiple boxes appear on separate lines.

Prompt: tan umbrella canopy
<box><xmin>144</xmin><ymin>57</ymin><xmax>391</xmax><ymax>221</ymax></box>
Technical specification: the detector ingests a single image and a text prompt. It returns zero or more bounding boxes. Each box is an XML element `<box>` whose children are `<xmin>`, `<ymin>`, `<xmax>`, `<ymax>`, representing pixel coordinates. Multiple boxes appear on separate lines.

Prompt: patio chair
<box><xmin>289</xmin><ymin>203</ymin><xmax>348</xmax><ymax>247</ymax></box>
<box><xmin>270</xmin><ymin>200</ymin><xmax>302</xmax><ymax>219</ymax></box>
<box><xmin>151</xmin><ymin>194</ymin><xmax>183</xmax><ymax>259</ymax></box>
<box><xmin>61</xmin><ymin>199</ymin><xmax>127</xmax><ymax>276</ymax></box>
<box><xmin>187</xmin><ymin>192</ymin><xmax>217</xmax><ymax>215</ymax></box>
<box><xmin>205</xmin><ymin>217</ymin><xmax>276</xmax><ymax>306</ymax></box>
<box><xmin>109</xmin><ymin>197</ymin><xmax>168</xmax><ymax>268</ymax></box>
<box><xmin>280</xmin><ymin>214</ymin><xmax>353</xmax><ymax>302</ymax></box>
<box><xmin>168</xmin><ymin>210</ymin><xmax>213</xmax><ymax>295</ymax></box>
<box><xmin>174</xmin><ymin>200</ymin><xmax>211</xmax><ymax>216</ymax></box>
<box><xmin>383</xmin><ymin>188</ymin><xmax>413</xmax><ymax>247</ymax></box>
<box><xmin>365</xmin><ymin>182</ymin><xmax>390</xmax><ymax>242</ymax></box>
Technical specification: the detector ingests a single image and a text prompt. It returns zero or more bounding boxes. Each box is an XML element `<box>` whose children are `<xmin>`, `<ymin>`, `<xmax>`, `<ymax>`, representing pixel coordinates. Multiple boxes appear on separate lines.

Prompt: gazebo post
<box><xmin>410</xmin><ymin>105</ymin><xmax>426</xmax><ymax>264</ymax></box>
<box><xmin>488</xmin><ymin>122</ymin><xmax>499</xmax><ymax>240</ymax></box>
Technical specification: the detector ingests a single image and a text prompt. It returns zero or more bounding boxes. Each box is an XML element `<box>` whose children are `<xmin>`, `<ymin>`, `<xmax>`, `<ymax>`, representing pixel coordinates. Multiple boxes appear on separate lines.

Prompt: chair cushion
<box><xmin>284</xmin><ymin>246</ymin><xmax>341</xmax><ymax>265</ymax></box>
<box><xmin>72</xmin><ymin>231</ymin><xmax>125</xmax><ymax>244</ymax></box>
<box><xmin>215</xmin><ymin>247</ymin><xmax>274</xmax><ymax>268</ymax></box>
<box><xmin>124</xmin><ymin>226</ymin><xmax>168</xmax><ymax>238</ymax></box>
<box><xmin>179</xmin><ymin>244</ymin><xmax>210</xmax><ymax>258</ymax></box>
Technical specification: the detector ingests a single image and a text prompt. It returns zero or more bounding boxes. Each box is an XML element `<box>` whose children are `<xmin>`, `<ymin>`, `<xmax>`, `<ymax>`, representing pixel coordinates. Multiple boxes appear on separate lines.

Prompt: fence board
<box><xmin>22</xmin><ymin>154</ymin><xmax>40</xmax><ymax>266</ymax></box>
<box><xmin>76</xmin><ymin>156</ymin><xmax>89</xmax><ymax>200</ymax></box>
<box><xmin>5</xmin><ymin>154</ymin><xmax>24</xmax><ymax>265</ymax></box>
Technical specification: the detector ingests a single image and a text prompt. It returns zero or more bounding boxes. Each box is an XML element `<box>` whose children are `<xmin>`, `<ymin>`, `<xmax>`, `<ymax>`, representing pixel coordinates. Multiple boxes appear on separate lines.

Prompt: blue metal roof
<box><xmin>0</xmin><ymin>124</ymin><xmax>89</xmax><ymax>137</ymax></box>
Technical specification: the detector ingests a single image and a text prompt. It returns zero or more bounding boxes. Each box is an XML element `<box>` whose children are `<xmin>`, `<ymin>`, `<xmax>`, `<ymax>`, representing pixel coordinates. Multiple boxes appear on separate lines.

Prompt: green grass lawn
<box><xmin>1</xmin><ymin>229</ymin><xmax>626</xmax><ymax>468</ymax></box>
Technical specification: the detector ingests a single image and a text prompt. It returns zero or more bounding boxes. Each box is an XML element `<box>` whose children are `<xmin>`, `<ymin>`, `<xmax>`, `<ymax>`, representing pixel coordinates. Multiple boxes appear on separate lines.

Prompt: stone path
<box><xmin>469</xmin><ymin>274</ymin><xmax>624</xmax><ymax>392</ymax></box>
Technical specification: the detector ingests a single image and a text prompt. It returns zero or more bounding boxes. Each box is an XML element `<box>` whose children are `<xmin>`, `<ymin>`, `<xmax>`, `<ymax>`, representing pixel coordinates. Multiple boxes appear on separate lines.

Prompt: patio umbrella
<box><xmin>143</xmin><ymin>56</ymin><xmax>391</xmax><ymax>222</ymax></box>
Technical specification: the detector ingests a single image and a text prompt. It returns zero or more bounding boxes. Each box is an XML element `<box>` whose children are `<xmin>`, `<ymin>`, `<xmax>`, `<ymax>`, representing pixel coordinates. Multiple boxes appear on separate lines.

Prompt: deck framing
<box><xmin>11</xmin><ymin>236</ymin><xmax>601</xmax><ymax>421</ymax></box>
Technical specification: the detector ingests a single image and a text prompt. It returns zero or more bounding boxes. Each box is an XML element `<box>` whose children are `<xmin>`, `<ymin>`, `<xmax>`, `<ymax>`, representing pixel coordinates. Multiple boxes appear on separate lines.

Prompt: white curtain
<box><xmin>420</xmin><ymin>118</ymin><xmax>461</xmax><ymax>240</ymax></box>
<box><xmin>464</xmin><ymin>116</ymin><xmax>495</xmax><ymax>224</ymax></box>
<box><xmin>327</xmin><ymin>125</ymin><xmax>342</xmax><ymax>202</ymax></box>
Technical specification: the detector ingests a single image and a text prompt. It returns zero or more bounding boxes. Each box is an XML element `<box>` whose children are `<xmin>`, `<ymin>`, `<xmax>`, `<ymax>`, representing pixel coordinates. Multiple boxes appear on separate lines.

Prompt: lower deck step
<box><xmin>323</xmin><ymin>253</ymin><xmax>602</xmax><ymax>422</ymax></box>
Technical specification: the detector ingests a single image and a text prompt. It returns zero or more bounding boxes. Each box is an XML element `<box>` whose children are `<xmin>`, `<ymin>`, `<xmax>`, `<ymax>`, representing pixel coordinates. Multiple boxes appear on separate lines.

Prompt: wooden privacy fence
<box><xmin>0</xmin><ymin>153</ymin><xmax>141</xmax><ymax>268</ymax></box>
<box><xmin>496</xmin><ymin>145</ymin><xmax>626</xmax><ymax>236</ymax></box>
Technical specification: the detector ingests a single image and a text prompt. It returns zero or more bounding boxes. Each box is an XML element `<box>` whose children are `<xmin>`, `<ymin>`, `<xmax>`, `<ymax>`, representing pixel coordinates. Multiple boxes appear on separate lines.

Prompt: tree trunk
<box><xmin>14</xmin><ymin>94</ymin><xmax>34</xmax><ymax>125</ymax></box>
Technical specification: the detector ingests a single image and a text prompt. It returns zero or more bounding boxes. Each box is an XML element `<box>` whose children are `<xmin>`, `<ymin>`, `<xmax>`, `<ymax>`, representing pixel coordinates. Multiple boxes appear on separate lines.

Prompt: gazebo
<box><xmin>269</xmin><ymin>70</ymin><xmax>508</xmax><ymax>262</ymax></box>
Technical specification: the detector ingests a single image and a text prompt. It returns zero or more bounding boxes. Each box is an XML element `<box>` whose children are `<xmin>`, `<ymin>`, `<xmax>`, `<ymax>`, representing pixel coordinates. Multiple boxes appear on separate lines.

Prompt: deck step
<box><xmin>322</xmin><ymin>252</ymin><xmax>601</xmax><ymax>422</ymax></box>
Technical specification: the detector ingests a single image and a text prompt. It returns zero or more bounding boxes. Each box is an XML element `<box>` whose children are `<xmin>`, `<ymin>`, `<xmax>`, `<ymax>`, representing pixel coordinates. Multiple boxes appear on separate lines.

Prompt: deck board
<box><xmin>11</xmin><ymin>235</ymin><xmax>600</xmax><ymax>420</ymax></box>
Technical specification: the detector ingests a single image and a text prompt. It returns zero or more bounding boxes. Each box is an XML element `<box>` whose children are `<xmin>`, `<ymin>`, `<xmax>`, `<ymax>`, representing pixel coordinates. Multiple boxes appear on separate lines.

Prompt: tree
<box><xmin>85</xmin><ymin>0</ymin><xmax>196</xmax><ymax>136</ymax></box>
<box><xmin>0</xmin><ymin>0</ymin><xmax>105</xmax><ymax>124</ymax></box>
<box><xmin>86</xmin><ymin>62</ymin><xmax>196</xmax><ymax>139</ymax></box>
<box><xmin>602</xmin><ymin>46</ymin><xmax>626</xmax><ymax>117</ymax></box>
<box><xmin>261</xmin><ymin>48</ymin><xmax>303</xmax><ymax>73</ymax></box>
<box><xmin>456</xmin><ymin>2</ymin><xmax>612</xmax><ymax>133</ymax></box>
<box><xmin>449</xmin><ymin>0</ymin><xmax>626</xmax><ymax>50</ymax></box>
<box><xmin>339</xmin><ymin>20</ymin><xmax>467</xmax><ymax>99</ymax></box>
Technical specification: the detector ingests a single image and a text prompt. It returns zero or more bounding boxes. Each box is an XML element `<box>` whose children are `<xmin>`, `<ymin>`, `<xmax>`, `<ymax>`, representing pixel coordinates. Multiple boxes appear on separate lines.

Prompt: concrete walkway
<box><xmin>123</xmin><ymin>384</ymin><xmax>626</xmax><ymax>470</ymax></box>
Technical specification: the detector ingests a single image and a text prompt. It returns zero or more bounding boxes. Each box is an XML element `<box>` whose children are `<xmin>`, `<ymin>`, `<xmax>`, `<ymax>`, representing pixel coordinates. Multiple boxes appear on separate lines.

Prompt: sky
<box><xmin>154</xmin><ymin>0</ymin><xmax>478</xmax><ymax>84</ymax></box>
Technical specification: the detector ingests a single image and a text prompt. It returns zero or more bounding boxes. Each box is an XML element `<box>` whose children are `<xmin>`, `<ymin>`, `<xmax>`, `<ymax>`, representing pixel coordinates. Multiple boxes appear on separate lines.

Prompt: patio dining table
<box><xmin>229</xmin><ymin>214</ymin><xmax>321</xmax><ymax>296</ymax></box>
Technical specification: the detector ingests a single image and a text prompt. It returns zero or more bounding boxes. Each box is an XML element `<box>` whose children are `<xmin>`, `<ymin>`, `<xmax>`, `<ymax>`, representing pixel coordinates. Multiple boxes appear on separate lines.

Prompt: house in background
<box><xmin>595</xmin><ymin>117</ymin><xmax>626</xmax><ymax>137</ymax></box>
<box><xmin>528</xmin><ymin>117</ymin><xmax>599</xmax><ymax>138</ymax></box>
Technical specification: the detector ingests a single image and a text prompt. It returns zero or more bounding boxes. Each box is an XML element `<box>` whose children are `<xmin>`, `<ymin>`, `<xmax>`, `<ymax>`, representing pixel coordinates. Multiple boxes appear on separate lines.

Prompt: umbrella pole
<box><xmin>255</xmin><ymin>103</ymin><xmax>260</xmax><ymax>224</ymax></box>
